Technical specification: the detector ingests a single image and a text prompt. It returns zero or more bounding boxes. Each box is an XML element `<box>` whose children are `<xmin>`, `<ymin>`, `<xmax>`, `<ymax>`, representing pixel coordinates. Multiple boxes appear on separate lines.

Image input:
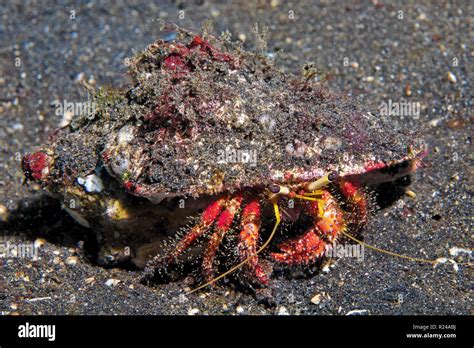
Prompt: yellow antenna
<box><xmin>341</xmin><ymin>230</ymin><xmax>436</xmax><ymax>264</ymax></box>
<box><xmin>341</xmin><ymin>230</ymin><xmax>473</xmax><ymax>267</ymax></box>
<box><xmin>188</xmin><ymin>201</ymin><xmax>281</xmax><ymax>294</ymax></box>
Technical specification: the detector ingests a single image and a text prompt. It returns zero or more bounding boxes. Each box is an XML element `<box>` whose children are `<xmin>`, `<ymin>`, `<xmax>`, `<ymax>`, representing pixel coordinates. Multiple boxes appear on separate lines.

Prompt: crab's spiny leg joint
<box><xmin>165</xmin><ymin>197</ymin><xmax>226</xmax><ymax>264</ymax></box>
<box><xmin>339</xmin><ymin>180</ymin><xmax>368</xmax><ymax>226</ymax></box>
<box><xmin>202</xmin><ymin>195</ymin><xmax>242</xmax><ymax>283</ymax></box>
<box><xmin>237</xmin><ymin>200</ymin><xmax>268</xmax><ymax>285</ymax></box>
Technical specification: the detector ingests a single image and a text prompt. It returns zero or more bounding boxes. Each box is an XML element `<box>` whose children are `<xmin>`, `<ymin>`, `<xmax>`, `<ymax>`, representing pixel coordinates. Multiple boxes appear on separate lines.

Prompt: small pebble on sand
<box><xmin>0</xmin><ymin>204</ymin><xmax>9</xmax><ymax>222</ymax></box>
<box><xmin>34</xmin><ymin>238</ymin><xmax>46</xmax><ymax>248</ymax></box>
<box><xmin>65</xmin><ymin>256</ymin><xmax>78</xmax><ymax>265</ymax></box>
<box><xmin>405</xmin><ymin>83</ymin><xmax>412</xmax><ymax>96</ymax></box>
<box><xmin>85</xmin><ymin>277</ymin><xmax>95</xmax><ymax>285</ymax></box>
<box><xmin>446</xmin><ymin>71</ymin><xmax>457</xmax><ymax>83</ymax></box>
<box><xmin>105</xmin><ymin>278</ymin><xmax>120</xmax><ymax>287</ymax></box>
<box><xmin>311</xmin><ymin>293</ymin><xmax>322</xmax><ymax>305</ymax></box>
<box><xmin>346</xmin><ymin>309</ymin><xmax>369</xmax><ymax>315</ymax></box>
<box><xmin>188</xmin><ymin>308</ymin><xmax>200</xmax><ymax>315</ymax></box>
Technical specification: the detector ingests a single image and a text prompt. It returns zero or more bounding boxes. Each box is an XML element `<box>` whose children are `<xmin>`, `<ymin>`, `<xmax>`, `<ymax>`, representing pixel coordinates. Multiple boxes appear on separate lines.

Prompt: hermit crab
<box><xmin>22</xmin><ymin>27</ymin><xmax>426</xmax><ymax>291</ymax></box>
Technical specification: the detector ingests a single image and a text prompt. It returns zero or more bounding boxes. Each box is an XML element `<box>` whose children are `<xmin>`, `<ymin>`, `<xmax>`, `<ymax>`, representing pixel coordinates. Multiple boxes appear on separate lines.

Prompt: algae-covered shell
<box><xmin>24</xmin><ymin>27</ymin><xmax>424</xmax><ymax>203</ymax></box>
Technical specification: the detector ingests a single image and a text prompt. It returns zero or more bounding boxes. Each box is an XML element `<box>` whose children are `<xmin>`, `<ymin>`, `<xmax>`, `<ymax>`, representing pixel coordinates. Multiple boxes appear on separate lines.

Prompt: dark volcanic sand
<box><xmin>0</xmin><ymin>1</ymin><xmax>472</xmax><ymax>315</ymax></box>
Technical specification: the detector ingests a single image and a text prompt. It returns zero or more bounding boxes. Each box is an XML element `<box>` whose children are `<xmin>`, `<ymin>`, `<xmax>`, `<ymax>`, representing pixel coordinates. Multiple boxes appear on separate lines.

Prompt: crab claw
<box><xmin>271</xmin><ymin>229</ymin><xmax>326</xmax><ymax>264</ymax></box>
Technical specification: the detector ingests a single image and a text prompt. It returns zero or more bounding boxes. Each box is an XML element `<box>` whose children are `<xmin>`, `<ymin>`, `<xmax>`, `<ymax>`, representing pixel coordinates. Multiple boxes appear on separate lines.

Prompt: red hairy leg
<box><xmin>237</xmin><ymin>200</ymin><xmax>269</xmax><ymax>285</ymax></box>
<box><xmin>271</xmin><ymin>191</ymin><xmax>345</xmax><ymax>264</ymax></box>
<box><xmin>338</xmin><ymin>180</ymin><xmax>368</xmax><ymax>226</ymax></box>
<box><xmin>202</xmin><ymin>195</ymin><xmax>242</xmax><ymax>283</ymax></box>
<box><xmin>164</xmin><ymin>197</ymin><xmax>226</xmax><ymax>264</ymax></box>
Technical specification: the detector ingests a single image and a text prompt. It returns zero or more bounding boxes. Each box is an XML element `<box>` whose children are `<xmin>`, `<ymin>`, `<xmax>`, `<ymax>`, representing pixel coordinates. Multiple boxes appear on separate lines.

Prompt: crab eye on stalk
<box><xmin>268</xmin><ymin>184</ymin><xmax>280</xmax><ymax>193</ymax></box>
<box><xmin>268</xmin><ymin>184</ymin><xmax>290</xmax><ymax>196</ymax></box>
<box><xmin>328</xmin><ymin>170</ymin><xmax>339</xmax><ymax>181</ymax></box>
<box><xmin>306</xmin><ymin>171</ymin><xmax>339</xmax><ymax>192</ymax></box>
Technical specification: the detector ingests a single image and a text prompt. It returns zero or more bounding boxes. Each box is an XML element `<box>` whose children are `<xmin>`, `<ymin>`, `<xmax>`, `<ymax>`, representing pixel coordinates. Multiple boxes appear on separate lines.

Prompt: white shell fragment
<box><xmin>346</xmin><ymin>309</ymin><xmax>369</xmax><ymax>316</ymax></box>
<box><xmin>187</xmin><ymin>308</ymin><xmax>200</xmax><ymax>315</ymax></box>
<box><xmin>434</xmin><ymin>257</ymin><xmax>460</xmax><ymax>272</ymax></box>
<box><xmin>310</xmin><ymin>293</ymin><xmax>322</xmax><ymax>305</ymax></box>
<box><xmin>105</xmin><ymin>278</ymin><xmax>120</xmax><ymax>287</ymax></box>
<box><xmin>109</xmin><ymin>155</ymin><xmax>130</xmax><ymax>175</ymax></box>
<box><xmin>77</xmin><ymin>174</ymin><xmax>104</xmax><ymax>193</ymax></box>
<box><xmin>277</xmin><ymin>306</ymin><xmax>290</xmax><ymax>315</ymax></box>
<box><xmin>449</xmin><ymin>247</ymin><xmax>472</xmax><ymax>258</ymax></box>
<box><xmin>117</xmin><ymin>124</ymin><xmax>135</xmax><ymax>144</ymax></box>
